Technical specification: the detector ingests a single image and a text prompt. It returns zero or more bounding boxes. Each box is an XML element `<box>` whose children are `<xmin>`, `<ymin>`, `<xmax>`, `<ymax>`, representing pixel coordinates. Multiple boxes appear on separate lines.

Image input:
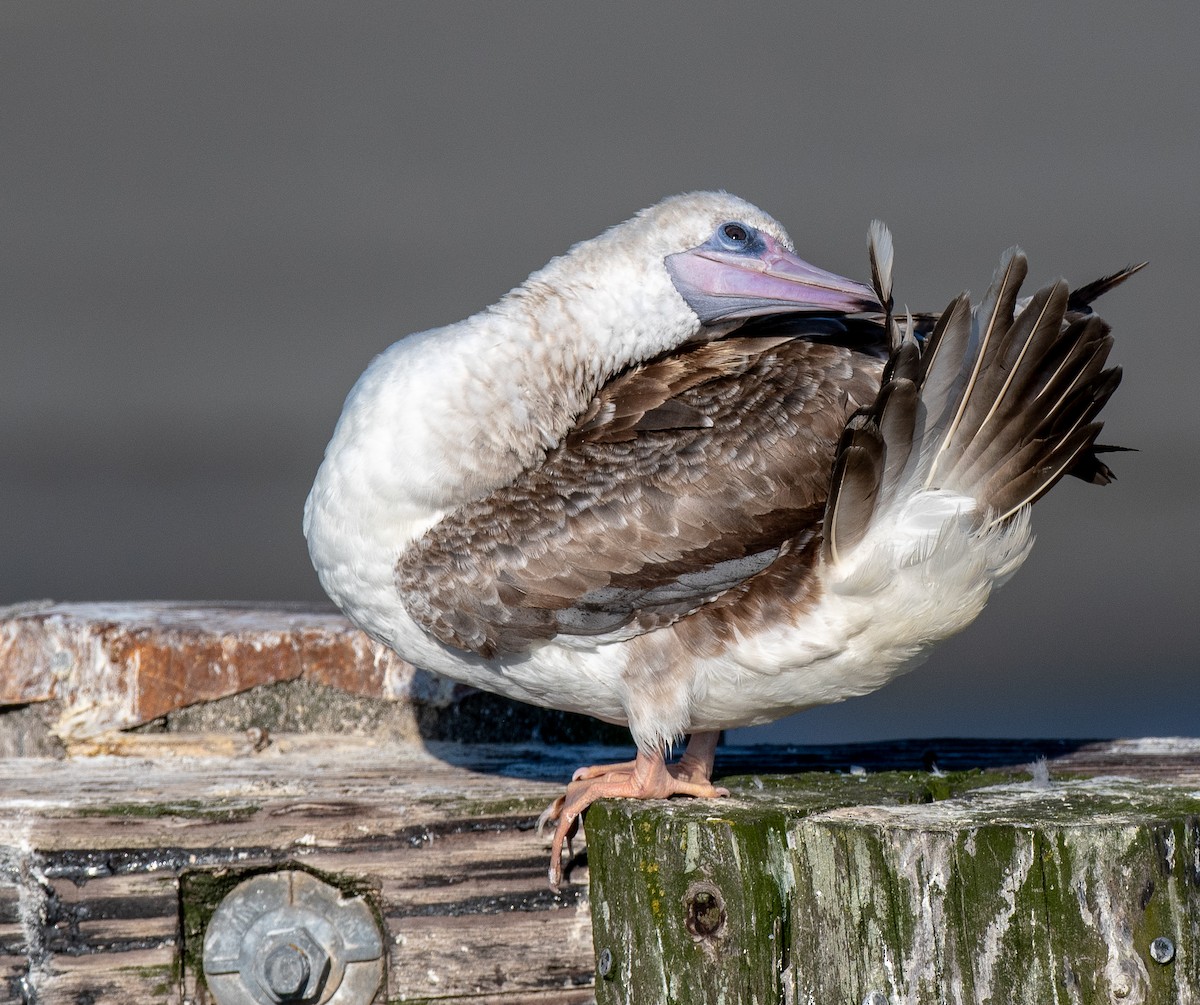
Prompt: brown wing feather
<box><xmin>397</xmin><ymin>336</ymin><xmax>882</xmax><ymax>658</ymax></box>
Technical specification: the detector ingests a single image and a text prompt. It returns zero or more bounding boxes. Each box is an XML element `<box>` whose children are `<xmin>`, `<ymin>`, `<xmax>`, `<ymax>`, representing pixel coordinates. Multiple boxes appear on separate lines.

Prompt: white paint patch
<box><xmin>1069</xmin><ymin>827</ymin><xmax>1151</xmax><ymax>1005</ymax></box>
<box><xmin>895</xmin><ymin>831</ymin><xmax>957</xmax><ymax>1002</ymax></box>
<box><xmin>1</xmin><ymin>832</ymin><xmax>49</xmax><ymax>999</ymax></box>
<box><xmin>684</xmin><ymin>821</ymin><xmax>700</xmax><ymax>873</ymax></box>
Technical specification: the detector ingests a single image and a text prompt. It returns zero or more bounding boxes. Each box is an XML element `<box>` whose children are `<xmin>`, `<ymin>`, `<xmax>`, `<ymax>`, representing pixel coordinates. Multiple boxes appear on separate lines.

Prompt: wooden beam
<box><xmin>0</xmin><ymin>601</ymin><xmax>443</xmax><ymax>741</ymax></box>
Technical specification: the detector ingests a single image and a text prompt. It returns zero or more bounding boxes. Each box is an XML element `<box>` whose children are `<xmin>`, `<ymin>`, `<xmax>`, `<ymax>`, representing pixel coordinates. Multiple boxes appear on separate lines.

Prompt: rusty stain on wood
<box><xmin>0</xmin><ymin>601</ymin><xmax>456</xmax><ymax>742</ymax></box>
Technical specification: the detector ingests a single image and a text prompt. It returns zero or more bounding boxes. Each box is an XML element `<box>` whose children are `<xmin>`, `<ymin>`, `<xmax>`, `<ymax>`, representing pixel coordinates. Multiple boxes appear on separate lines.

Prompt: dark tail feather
<box><xmin>823</xmin><ymin>223</ymin><xmax>899</xmax><ymax>563</ymax></box>
<box><xmin>823</xmin><ymin>236</ymin><xmax>1133</xmax><ymax>563</ymax></box>
<box><xmin>1067</xmin><ymin>262</ymin><xmax>1147</xmax><ymax>314</ymax></box>
<box><xmin>824</xmin><ymin>416</ymin><xmax>886</xmax><ymax>564</ymax></box>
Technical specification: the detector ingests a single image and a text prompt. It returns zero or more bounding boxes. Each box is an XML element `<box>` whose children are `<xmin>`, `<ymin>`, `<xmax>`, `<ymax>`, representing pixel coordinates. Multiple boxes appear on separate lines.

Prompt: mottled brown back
<box><xmin>397</xmin><ymin>335</ymin><xmax>883</xmax><ymax>658</ymax></box>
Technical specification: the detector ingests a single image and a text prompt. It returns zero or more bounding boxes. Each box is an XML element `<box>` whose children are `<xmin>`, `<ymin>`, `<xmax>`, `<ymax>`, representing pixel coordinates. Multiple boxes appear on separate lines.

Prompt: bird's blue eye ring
<box><xmin>718</xmin><ymin>221</ymin><xmax>752</xmax><ymax>248</ymax></box>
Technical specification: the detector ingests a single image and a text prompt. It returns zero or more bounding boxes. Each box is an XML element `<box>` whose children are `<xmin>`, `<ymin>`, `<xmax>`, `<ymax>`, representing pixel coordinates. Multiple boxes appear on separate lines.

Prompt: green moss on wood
<box><xmin>73</xmin><ymin>798</ymin><xmax>259</xmax><ymax>823</ymax></box>
<box><xmin>115</xmin><ymin>962</ymin><xmax>176</xmax><ymax>996</ymax></box>
<box><xmin>726</xmin><ymin>766</ymin><xmax>1025</xmax><ymax>801</ymax></box>
<box><xmin>587</xmin><ymin>773</ymin><xmax>1200</xmax><ymax>1004</ymax></box>
<box><xmin>436</xmin><ymin>793</ymin><xmax>552</xmax><ymax>818</ymax></box>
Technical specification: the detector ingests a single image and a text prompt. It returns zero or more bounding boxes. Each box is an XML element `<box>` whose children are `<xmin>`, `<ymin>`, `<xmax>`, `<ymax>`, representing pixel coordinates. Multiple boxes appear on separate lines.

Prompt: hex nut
<box><xmin>262</xmin><ymin>944</ymin><xmax>308</xmax><ymax>999</ymax></box>
<box><xmin>255</xmin><ymin>927</ymin><xmax>331</xmax><ymax>1002</ymax></box>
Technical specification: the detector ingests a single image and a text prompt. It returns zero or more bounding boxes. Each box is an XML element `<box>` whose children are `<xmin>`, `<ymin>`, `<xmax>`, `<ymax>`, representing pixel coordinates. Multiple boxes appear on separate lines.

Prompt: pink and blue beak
<box><xmin>666</xmin><ymin>225</ymin><xmax>879</xmax><ymax>324</ymax></box>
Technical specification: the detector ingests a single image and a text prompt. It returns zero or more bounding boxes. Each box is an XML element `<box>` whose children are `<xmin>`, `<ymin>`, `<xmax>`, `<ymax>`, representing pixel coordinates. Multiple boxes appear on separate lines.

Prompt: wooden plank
<box><xmin>586</xmin><ymin>757</ymin><xmax>1200</xmax><ymax>1005</ymax></box>
<box><xmin>0</xmin><ymin>735</ymin><xmax>607</xmax><ymax>1003</ymax></box>
<box><xmin>4</xmin><ymin>706</ymin><xmax>1199</xmax><ymax>1002</ymax></box>
<box><xmin>17</xmin><ymin>946</ymin><xmax>179</xmax><ymax>1002</ymax></box>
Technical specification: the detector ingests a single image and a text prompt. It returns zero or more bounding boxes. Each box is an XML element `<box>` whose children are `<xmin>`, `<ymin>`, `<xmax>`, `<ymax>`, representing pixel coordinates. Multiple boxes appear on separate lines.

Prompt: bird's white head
<box><xmin>514</xmin><ymin>191</ymin><xmax>878</xmax><ymax>365</ymax></box>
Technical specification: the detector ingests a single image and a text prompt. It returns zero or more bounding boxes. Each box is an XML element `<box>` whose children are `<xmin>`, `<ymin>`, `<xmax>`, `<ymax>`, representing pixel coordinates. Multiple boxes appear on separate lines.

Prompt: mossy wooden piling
<box><xmin>586</xmin><ymin>765</ymin><xmax>1200</xmax><ymax>1005</ymax></box>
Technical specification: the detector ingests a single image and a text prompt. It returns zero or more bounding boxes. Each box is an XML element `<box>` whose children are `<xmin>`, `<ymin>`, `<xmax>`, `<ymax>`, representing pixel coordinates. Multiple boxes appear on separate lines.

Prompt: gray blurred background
<box><xmin>3</xmin><ymin>3</ymin><xmax>1197</xmax><ymax>742</ymax></box>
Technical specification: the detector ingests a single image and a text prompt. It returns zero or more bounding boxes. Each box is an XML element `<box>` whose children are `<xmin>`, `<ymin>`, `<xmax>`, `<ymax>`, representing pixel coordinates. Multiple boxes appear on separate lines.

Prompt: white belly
<box><xmin>687</xmin><ymin>493</ymin><xmax>1033</xmax><ymax>730</ymax></box>
<box><xmin>309</xmin><ymin>457</ymin><xmax>1033</xmax><ymax>744</ymax></box>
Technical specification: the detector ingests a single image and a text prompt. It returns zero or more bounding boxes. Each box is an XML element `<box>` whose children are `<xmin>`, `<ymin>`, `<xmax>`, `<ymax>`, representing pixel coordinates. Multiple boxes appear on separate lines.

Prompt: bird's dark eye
<box><xmin>718</xmin><ymin>221</ymin><xmax>752</xmax><ymax>249</ymax></box>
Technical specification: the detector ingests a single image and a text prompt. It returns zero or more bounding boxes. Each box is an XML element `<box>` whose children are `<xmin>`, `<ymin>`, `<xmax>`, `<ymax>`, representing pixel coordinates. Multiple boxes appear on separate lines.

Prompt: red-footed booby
<box><xmin>305</xmin><ymin>192</ymin><xmax>1135</xmax><ymax>887</ymax></box>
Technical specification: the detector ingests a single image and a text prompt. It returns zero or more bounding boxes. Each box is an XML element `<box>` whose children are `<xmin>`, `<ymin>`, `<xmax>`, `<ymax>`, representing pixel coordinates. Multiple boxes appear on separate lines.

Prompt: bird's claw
<box><xmin>540</xmin><ymin>794</ymin><xmax>581</xmax><ymax>891</ymax></box>
<box><xmin>542</xmin><ymin>745</ymin><xmax>729</xmax><ymax>889</ymax></box>
<box><xmin>571</xmin><ymin>758</ymin><xmax>636</xmax><ymax>782</ymax></box>
<box><xmin>535</xmin><ymin>794</ymin><xmax>565</xmax><ymax>838</ymax></box>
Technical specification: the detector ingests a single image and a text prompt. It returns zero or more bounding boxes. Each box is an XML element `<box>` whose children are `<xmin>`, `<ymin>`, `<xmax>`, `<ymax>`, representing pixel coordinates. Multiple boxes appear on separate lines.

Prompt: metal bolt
<box><xmin>1150</xmin><ymin>936</ymin><xmax>1175</xmax><ymax>964</ymax></box>
<box><xmin>204</xmin><ymin>870</ymin><xmax>384</xmax><ymax>1005</ymax></box>
<box><xmin>597</xmin><ymin>946</ymin><xmax>613</xmax><ymax>979</ymax></box>
<box><xmin>253</xmin><ymin>926</ymin><xmax>331</xmax><ymax>1003</ymax></box>
<box><xmin>863</xmin><ymin>992</ymin><xmax>889</xmax><ymax>1005</ymax></box>
<box><xmin>263</xmin><ymin>943</ymin><xmax>310</xmax><ymax>1000</ymax></box>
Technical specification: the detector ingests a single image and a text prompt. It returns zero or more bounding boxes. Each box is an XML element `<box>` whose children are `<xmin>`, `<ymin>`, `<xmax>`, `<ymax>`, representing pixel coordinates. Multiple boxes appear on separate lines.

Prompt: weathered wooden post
<box><xmin>586</xmin><ymin>766</ymin><xmax>1200</xmax><ymax>1004</ymax></box>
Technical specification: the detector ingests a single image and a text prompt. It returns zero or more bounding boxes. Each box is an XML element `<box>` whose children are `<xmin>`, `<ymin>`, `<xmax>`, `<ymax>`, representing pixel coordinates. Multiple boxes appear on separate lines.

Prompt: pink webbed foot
<box><xmin>538</xmin><ymin>732</ymin><xmax>727</xmax><ymax>889</ymax></box>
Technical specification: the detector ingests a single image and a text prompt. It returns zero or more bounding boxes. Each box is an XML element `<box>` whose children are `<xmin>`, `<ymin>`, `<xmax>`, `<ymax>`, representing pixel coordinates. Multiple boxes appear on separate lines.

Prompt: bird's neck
<box><xmin>303</xmin><ymin>261</ymin><xmax>701</xmax><ymax>643</ymax></box>
<box><xmin>309</xmin><ymin>279</ymin><xmax>690</xmax><ymax>542</ymax></box>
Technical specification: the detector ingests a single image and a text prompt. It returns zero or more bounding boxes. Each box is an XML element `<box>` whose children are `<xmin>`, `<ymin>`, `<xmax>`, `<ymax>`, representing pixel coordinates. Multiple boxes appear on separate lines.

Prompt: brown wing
<box><xmin>396</xmin><ymin>335</ymin><xmax>883</xmax><ymax>658</ymax></box>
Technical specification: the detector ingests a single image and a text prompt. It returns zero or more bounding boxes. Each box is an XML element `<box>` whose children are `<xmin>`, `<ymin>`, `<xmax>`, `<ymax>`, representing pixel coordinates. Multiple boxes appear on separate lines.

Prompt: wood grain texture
<box><xmin>0</xmin><ymin>736</ymin><xmax>605</xmax><ymax>1003</ymax></box>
